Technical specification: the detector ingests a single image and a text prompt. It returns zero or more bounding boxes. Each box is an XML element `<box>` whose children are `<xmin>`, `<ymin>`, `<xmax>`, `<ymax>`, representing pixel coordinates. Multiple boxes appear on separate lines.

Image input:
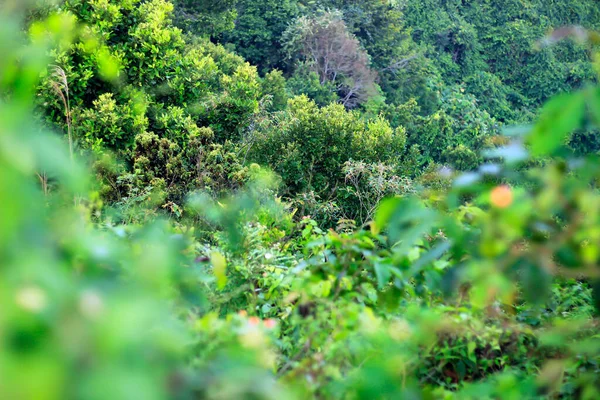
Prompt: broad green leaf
<box><xmin>374</xmin><ymin>262</ymin><xmax>391</xmax><ymax>290</ymax></box>
<box><xmin>528</xmin><ymin>91</ymin><xmax>585</xmax><ymax>156</ymax></box>
<box><xmin>378</xmin><ymin>198</ymin><xmax>437</xmax><ymax>253</ymax></box>
<box><xmin>373</xmin><ymin>196</ymin><xmax>402</xmax><ymax>234</ymax></box>
<box><xmin>410</xmin><ymin>240</ymin><xmax>452</xmax><ymax>276</ymax></box>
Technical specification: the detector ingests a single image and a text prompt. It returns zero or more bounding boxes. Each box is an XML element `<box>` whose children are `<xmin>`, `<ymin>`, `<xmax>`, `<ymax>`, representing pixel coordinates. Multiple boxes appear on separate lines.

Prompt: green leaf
<box><xmin>467</xmin><ymin>341</ymin><xmax>476</xmax><ymax>360</ymax></box>
<box><xmin>374</xmin><ymin>262</ymin><xmax>391</xmax><ymax>290</ymax></box>
<box><xmin>211</xmin><ymin>251</ymin><xmax>228</xmax><ymax>290</ymax></box>
<box><xmin>410</xmin><ymin>240</ymin><xmax>452</xmax><ymax>275</ymax></box>
<box><xmin>373</xmin><ymin>197</ymin><xmax>402</xmax><ymax>234</ymax></box>
<box><xmin>528</xmin><ymin>91</ymin><xmax>585</xmax><ymax>156</ymax></box>
<box><xmin>377</xmin><ymin>197</ymin><xmax>437</xmax><ymax>254</ymax></box>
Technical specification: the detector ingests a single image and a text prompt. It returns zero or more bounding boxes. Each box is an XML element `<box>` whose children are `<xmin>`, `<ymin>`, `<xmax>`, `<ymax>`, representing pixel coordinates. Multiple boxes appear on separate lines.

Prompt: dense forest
<box><xmin>2</xmin><ymin>0</ymin><xmax>600</xmax><ymax>398</ymax></box>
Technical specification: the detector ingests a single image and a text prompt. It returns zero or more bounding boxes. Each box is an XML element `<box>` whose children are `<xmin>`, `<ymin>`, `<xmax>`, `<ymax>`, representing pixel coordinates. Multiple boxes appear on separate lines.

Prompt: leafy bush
<box><xmin>248</xmin><ymin>95</ymin><xmax>406</xmax><ymax>195</ymax></box>
<box><xmin>37</xmin><ymin>0</ymin><xmax>274</xmax><ymax>214</ymax></box>
<box><xmin>220</xmin><ymin>0</ymin><xmax>300</xmax><ymax>72</ymax></box>
<box><xmin>339</xmin><ymin>161</ymin><xmax>415</xmax><ymax>222</ymax></box>
<box><xmin>408</xmin><ymin>85</ymin><xmax>500</xmax><ymax>170</ymax></box>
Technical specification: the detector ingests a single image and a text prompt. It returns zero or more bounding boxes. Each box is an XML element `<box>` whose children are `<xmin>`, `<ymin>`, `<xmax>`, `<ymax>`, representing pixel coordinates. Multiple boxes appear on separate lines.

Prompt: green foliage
<box><xmin>196</xmin><ymin>62</ymin><xmax>262</xmax><ymax>141</ymax></box>
<box><xmin>403</xmin><ymin>0</ymin><xmax>599</xmax><ymax>120</ymax></box>
<box><xmin>261</xmin><ymin>70</ymin><xmax>289</xmax><ymax>112</ymax></box>
<box><xmin>37</xmin><ymin>0</ymin><xmax>274</xmax><ymax>213</ymax></box>
<box><xmin>75</xmin><ymin>92</ymin><xmax>148</xmax><ymax>153</ymax></box>
<box><xmin>173</xmin><ymin>0</ymin><xmax>238</xmax><ymax>38</ymax></box>
<box><xmin>408</xmin><ymin>85</ymin><xmax>500</xmax><ymax>170</ymax></box>
<box><xmin>248</xmin><ymin>95</ymin><xmax>405</xmax><ymax>194</ymax></box>
<box><xmin>528</xmin><ymin>91</ymin><xmax>586</xmax><ymax>156</ymax></box>
<box><xmin>1</xmin><ymin>10</ymin><xmax>199</xmax><ymax>398</ymax></box>
<box><xmin>221</xmin><ymin>0</ymin><xmax>300</xmax><ymax>72</ymax></box>
<box><xmin>285</xmin><ymin>66</ymin><xmax>340</xmax><ymax>107</ymax></box>
<box><xmin>7</xmin><ymin>1</ymin><xmax>600</xmax><ymax>399</ymax></box>
<box><xmin>463</xmin><ymin>71</ymin><xmax>533</xmax><ymax>123</ymax></box>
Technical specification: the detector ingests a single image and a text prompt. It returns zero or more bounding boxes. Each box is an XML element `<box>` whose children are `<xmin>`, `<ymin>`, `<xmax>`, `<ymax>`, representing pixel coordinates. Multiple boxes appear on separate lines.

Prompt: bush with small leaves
<box><xmin>248</xmin><ymin>96</ymin><xmax>407</xmax><ymax>195</ymax></box>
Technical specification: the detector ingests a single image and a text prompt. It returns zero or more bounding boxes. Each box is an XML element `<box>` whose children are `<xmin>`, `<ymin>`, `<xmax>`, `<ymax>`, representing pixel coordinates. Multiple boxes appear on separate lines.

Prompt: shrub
<box><xmin>339</xmin><ymin>161</ymin><xmax>415</xmax><ymax>223</ymax></box>
<box><xmin>248</xmin><ymin>96</ymin><xmax>406</xmax><ymax>195</ymax></box>
<box><xmin>408</xmin><ymin>85</ymin><xmax>500</xmax><ymax>170</ymax></box>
